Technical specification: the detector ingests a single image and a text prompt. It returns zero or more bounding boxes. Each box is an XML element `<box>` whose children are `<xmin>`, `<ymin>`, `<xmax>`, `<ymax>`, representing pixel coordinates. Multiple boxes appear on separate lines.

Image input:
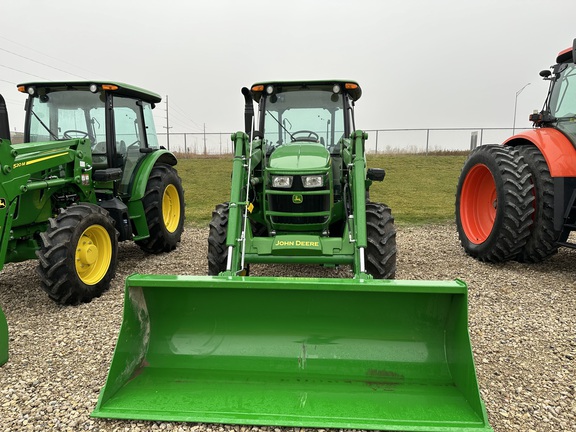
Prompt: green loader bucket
<box><xmin>93</xmin><ymin>275</ymin><xmax>492</xmax><ymax>431</ymax></box>
<box><xmin>0</xmin><ymin>305</ymin><xmax>7</xmax><ymax>366</ymax></box>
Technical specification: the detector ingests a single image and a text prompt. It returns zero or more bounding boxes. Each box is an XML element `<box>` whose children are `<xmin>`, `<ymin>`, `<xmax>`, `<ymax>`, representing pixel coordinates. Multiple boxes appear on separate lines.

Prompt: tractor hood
<box><xmin>268</xmin><ymin>143</ymin><xmax>330</xmax><ymax>173</ymax></box>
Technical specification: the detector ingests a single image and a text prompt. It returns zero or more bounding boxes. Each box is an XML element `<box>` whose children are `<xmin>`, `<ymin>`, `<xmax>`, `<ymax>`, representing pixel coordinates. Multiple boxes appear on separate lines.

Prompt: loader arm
<box><xmin>344</xmin><ymin>130</ymin><xmax>370</xmax><ymax>278</ymax></box>
<box><xmin>221</xmin><ymin>131</ymin><xmax>251</xmax><ymax>275</ymax></box>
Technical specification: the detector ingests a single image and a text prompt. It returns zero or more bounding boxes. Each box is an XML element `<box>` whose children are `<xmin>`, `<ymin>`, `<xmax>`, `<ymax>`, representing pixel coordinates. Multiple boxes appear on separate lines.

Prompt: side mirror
<box><xmin>539</xmin><ymin>70</ymin><xmax>552</xmax><ymax>79</ymax></box>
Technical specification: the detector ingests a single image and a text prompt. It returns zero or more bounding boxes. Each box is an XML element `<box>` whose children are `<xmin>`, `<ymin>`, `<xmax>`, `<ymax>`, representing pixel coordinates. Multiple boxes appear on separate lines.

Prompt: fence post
<box><xmin>470</xmin><ymin>131</ymin><xmax>478</xmax><ymax>150</ymax></box>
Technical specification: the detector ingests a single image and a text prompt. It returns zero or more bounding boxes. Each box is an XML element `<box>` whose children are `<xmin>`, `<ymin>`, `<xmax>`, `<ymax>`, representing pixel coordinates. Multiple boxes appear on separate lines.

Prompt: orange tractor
<box><xmin>456</xmin><ymin>39</ymin><xmax>576</xmax><ymax>262</ymax></box>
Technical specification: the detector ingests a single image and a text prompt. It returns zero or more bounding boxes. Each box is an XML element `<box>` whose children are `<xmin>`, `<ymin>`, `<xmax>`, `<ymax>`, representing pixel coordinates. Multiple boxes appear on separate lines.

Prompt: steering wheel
<box><xmin>291</xmin><ymin>130</ymin><xmax>319</xmax><ymax>142</ymax></box>
<box><xmin>127</xmin><ymin>140</ymin><xmax>141</xmax><ymax>150</ymax></box>
<box><xmin>63</xmin><ymin>130</ymin><xmax>89</xmax><ymax>139</ymax></box>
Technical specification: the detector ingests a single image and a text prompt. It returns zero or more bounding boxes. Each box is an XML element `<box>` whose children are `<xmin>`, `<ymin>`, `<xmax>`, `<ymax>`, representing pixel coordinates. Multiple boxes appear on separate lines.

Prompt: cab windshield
<box><xmin>262</xmin><ymin>89</ymin><xmax>345</xmax><ymax>153</ymax></box>
<box><xmin>549</xmin><ymin>63</ymin><xmax>576</xmax><ymax>142</ymax></box>
<box><xmin>28</xmin><ymin>90</ymin><xmax>105</xmax><ymax>144</ymax></box>
<box><xmin>550</xmin><ymin>63</ymin><xmax>576</xmax><ymax>119</ymax></box>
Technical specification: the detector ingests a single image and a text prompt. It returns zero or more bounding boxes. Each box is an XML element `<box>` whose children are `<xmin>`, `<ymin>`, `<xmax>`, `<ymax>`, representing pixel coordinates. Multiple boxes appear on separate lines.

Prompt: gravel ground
<box><xmin>0</xmin><ymin>224</ymin><xmax>574</xmax><ymax>432</ymax></box>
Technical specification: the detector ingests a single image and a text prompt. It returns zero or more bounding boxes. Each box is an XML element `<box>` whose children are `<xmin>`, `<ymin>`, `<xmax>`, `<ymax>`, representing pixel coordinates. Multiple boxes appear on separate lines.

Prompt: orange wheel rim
<box><xmin>460</xmin><ymin>164</ymin><xmax>497</xmax><ymax>244</ymax></box>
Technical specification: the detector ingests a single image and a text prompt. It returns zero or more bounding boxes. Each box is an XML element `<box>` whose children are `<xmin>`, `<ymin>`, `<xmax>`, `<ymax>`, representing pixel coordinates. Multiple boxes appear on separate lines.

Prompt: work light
<box><xmin>302</xmin><ymin>175</ymin><xmax>323</xmax><ymax>188</ymax></box>
<box><xmin>272</xmin><ymin>176</ymin><xmax>293</xmax><ymax>188</ymax></box>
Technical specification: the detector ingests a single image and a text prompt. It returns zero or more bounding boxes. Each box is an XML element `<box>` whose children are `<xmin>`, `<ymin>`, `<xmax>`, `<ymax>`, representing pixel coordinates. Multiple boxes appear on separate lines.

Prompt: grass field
<box><xmin>176</xmin><ymin>153</ymin><xmax>468</xmax><ymax>227</ymax></box>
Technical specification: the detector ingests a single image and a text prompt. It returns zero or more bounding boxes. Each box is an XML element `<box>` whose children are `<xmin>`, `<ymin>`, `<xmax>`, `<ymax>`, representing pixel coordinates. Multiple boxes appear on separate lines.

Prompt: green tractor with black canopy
<box><xmin>208</xmin><ymin>80</ymin><xmax>396</xmax><ymax>278</ymax></box>
<box><xmin>0</xmin><ymin>81</ymin><xmax>185</xmax><ymax>306</ymax></box>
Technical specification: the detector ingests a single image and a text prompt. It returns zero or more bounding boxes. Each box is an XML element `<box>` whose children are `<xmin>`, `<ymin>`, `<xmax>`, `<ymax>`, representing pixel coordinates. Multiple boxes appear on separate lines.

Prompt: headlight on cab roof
<box><xmin>272</xmin><ymin>175</ymin><xmax>293</xmax><ymax>188</ymax></box>
<box><xmin>302</xmin><ymin>175</ymin><xmax>323</xmax><ymax>188</ymax></box>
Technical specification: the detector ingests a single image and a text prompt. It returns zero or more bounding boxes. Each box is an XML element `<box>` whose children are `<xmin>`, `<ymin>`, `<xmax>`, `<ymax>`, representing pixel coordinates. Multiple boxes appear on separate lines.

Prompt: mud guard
<box><xmin>92</xmin><ymin>275</ymin><xmax>492</xmax><ymax>431</ymax></box>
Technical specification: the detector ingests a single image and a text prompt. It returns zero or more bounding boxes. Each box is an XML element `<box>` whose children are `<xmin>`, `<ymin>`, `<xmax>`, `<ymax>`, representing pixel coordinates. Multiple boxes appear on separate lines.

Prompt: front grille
<box><xmin>269</xmin><ymin>193</ymin><xmax>330</xmax><ymax>224</ymax></box>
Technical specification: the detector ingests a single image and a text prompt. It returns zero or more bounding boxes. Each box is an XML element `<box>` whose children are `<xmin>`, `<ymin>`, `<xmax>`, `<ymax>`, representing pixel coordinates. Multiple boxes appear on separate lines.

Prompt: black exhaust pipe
<box><xmin>0</xmin><ymin>94</ymin><xmax>10</xmax><ymax>141</ymax></box>
<box><xmin>241</xmin><ymin>87</ymin><xmax>253</xmax><ymax>138</ymax></box>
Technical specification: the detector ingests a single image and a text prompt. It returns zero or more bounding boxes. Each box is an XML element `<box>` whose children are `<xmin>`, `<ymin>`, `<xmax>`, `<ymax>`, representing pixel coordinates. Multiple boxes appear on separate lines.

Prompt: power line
<box><xmin>164</xmin><ymin>110</ymin><xmax>203</xmax><ymax>132</ymax></box>
<box><xmin>0</xmin><ymin>34</ymin><xmax>94</xmax><ymax>77</ymax></box>
<box><xmin>171</xmin><ymin>101</ymin><xmax>205</xmax><ymax>131</ymax></box>
<box><xmin>0</xmin><ymin>64</ymin><xmax>49</xmax><ymax>80</ymax></box>
<box><xmin>0</xmin><ymin>47</ymin><xmax>87</xmax><ymax>79</ymax></box>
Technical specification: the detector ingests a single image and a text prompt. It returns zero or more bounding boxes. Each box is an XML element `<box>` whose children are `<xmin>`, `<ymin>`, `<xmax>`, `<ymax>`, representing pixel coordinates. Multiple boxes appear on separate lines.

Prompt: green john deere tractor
<box><xmin>93</xmin><ymin>81</ymin><xmax>492</xmax><ymax>431</ymax></box>
<box><xmin>207</xmin><ymin>81</ymin><xmax>396</xmax><ymax>278</ymax></box>
<box><xmin>0</xmin><ymin>81</ymin><xmax>185</xmax><ymax>307</ymax></box>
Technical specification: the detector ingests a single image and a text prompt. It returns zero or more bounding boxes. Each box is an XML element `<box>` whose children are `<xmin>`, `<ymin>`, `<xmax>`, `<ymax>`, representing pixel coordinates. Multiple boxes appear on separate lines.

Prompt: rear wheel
<box><xmin>455</xmin><ymin>145</ymin><xmax>534</xmax><ymax>262</ymax></box>
<box><xmin>37</xmin><ymin>204</ymin><xmax>118</xmax><ymax>305</ymax></box>
<box><xmin>514</xmin><ymin>144</ymin><xmax>559</xmax><ymax>262</ymax></box>
<box><xmin>365</xmin><ymin>202</ymin><xmax>396</xmax><ymax>279</ymax></box>
<box><xmin>136</xmin><ymin>164</ymin><xmax>185</xmax><ymax>253</ymax></box>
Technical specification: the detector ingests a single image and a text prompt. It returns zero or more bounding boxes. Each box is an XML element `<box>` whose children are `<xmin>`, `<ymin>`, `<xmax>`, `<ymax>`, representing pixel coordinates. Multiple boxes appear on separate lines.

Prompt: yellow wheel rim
<box><xmin>162</xmin><ymin>184</ymin><xmax>181</xmax><ymax>233</ymax></box>
<box><xmin>75</xmin><ymin>225</ymin><xmax>112</xmax><ymax>285</ymax></box>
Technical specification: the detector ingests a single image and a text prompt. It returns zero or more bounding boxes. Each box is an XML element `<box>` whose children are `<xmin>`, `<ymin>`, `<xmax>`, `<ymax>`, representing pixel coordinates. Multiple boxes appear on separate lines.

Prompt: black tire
<box><xmin>208</xmin><ymin>202</ymin><xmax>229</xmax><ymax>275</ymax></box>
<box><xmin>37</xmin><ymin>204</ymin><xmax>118</xmax><ymax>305</ymax></box>
<box><xmin>365</xmin><ymin>202</ymin><xmax>397</xmax><ymax>279</ymax></box>
<box><xmin>136</xmin><ymin>164</ymin><xmax>185</xmax><ymax>254</ymax></box>
<box><xmin>514</xmin><ymin>144</ymin><xmax>559</xmax><ymax>262</ymax></box>
<box><xmin>455</xmin><ymin>145</ymin><xmax>534</xmax><ymax>262</ymax></box>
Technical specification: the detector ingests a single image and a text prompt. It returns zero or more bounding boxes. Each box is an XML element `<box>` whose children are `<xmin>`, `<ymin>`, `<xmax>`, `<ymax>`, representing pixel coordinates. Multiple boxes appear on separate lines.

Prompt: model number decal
<box><xmin>13</xmin><ymin>152</ymin><xmax>69</xmax><ymax>169</ymax></box>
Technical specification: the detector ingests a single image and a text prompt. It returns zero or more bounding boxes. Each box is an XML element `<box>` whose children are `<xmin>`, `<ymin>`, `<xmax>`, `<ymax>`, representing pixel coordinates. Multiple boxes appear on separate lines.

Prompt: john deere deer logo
<box><xmin>292</xmin><ymin>194</ymin><xmax>303</xmax><ymax>204</ymax></box>
<box><xmin>0</xmin><ymin>199</ymin><xmax>5</xmax><ymax>209</ymax></box>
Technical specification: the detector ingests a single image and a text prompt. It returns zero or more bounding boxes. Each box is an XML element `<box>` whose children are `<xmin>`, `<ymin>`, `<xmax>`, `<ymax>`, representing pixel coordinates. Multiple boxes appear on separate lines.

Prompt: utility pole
<box><xmin>164</xmin><ymin>95</ymin><xmax>172</xmax><ymax>150</ymax></box>
<box><xmin>513</xmin><ymin>83</ymin><xmax>530</xmax><ymax>135</ymax></box>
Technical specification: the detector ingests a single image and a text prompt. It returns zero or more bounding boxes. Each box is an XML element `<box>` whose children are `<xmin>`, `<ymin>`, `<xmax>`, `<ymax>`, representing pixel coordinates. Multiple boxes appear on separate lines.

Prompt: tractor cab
<box><xmin>250</xmin><ymin>80</ymin><xmax>361</xmax><ymax>155</ymax></box>
<box><xmin>530</xmin><ymin>42</ymin><xmax>576</xmax><ymax>143</ymax></box>
<box><xmin>245</xmin><ymin>81</ymin><xmax>363</xmax><ymax>234</ymax></box>
<box><xmin>18</xmin><ymin>81</ymin><xmax>162</xmax><ymax>195</ymax></box>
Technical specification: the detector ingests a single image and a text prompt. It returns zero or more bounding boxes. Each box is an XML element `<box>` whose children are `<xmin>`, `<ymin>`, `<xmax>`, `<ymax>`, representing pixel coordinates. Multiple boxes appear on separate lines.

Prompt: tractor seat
<box><xmin>92</xmin><ymin>141</ymin><xmax>108</xmax><ymax>169</ymax></box>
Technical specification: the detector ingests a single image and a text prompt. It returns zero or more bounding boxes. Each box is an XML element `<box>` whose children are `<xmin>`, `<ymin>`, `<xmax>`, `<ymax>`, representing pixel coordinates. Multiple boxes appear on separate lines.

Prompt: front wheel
<box><xmin>37</xmin><ymin>204</ymin><xmax>118</xmax><ymax>305</ymax></box>
<box><xmin>136</xmin><ymin>164</ymin><xmax>185</xmax><ymax>253</ymax></box>
<box><xmin>207</xmin><ymin>202</ymin><xmax>229</xmax><ymax>275</ymax></box>
<box><xmin>455</xmin><ymin>145</ymin><xmax>534</xmax><ymax>262</ymax></box>
<box><xmin>365</xmin><ymin>202</ymin><xmax>397</xmax><ymax>279</ymax></box>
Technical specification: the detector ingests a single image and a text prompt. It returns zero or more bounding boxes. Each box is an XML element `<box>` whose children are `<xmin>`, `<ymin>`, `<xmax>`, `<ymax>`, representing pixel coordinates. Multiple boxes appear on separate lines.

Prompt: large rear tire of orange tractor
<box><xmin>455</xmin><ymin>144</ymin><xmax>534</xmax><ymax>262</ymax></box>
<box><xmin>514</xmin><ymin>144</ymin><xmax>560</xmax><ymax>263</ymax></box>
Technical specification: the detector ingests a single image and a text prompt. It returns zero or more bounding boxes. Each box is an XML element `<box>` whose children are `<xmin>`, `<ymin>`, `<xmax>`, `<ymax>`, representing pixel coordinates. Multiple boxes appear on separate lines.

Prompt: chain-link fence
<box><xmin>157</xmin><ymin>127</ymin><xmax>530</xmax><ymax>155</ymax></box>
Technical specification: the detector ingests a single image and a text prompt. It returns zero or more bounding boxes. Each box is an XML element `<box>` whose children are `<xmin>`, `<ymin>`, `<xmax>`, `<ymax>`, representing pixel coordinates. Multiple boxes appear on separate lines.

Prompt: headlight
<box><xmin>272</xmin><ymin>175</ymin><xmax>293</xmax><ymax>188</ymax></box>
<box><xmin>302</xmin><ymin>175</ymin><xmax>323</xmax><ymax>188</ymax></box>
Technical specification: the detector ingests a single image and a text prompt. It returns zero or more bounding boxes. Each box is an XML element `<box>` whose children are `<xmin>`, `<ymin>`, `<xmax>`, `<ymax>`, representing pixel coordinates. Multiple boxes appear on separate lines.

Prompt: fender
<box><xmin>126</xmin><ymin>149</ymin><xmax>177</xmax><ymax>240</ymax></box>
<box><xmin>128</xmin><ymin>150</ymin><xmax>178</xmax><ymax>201</ymax></box>
<box><xmin>504</xmin><ymin>128</ymin><xmax>576</xmax><ymax>177</ymax></box>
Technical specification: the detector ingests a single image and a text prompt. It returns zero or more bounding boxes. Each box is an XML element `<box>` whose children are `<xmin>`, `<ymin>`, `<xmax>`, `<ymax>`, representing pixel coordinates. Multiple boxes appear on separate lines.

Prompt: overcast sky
<box><xmin>1</xmin><ymin>0</ymin><xmax>575</xmax><ymax>137</ymax></box>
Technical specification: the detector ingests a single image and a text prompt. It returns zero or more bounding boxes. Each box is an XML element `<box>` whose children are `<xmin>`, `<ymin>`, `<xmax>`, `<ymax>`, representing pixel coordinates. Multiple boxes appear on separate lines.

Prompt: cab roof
<box><xmin>250</xmin><ymin>80</ymin><xmax>362</xmax><ymax>103</ymax></box>
<box><xmin>556</xmin><ymin>39</ymin><xmax>576</xmax><ymax>64</ymax></box>
<box><xmin>17</xmin><ymin>81</ymin><xmax>162</xmax><ymax>104</ymax></box>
